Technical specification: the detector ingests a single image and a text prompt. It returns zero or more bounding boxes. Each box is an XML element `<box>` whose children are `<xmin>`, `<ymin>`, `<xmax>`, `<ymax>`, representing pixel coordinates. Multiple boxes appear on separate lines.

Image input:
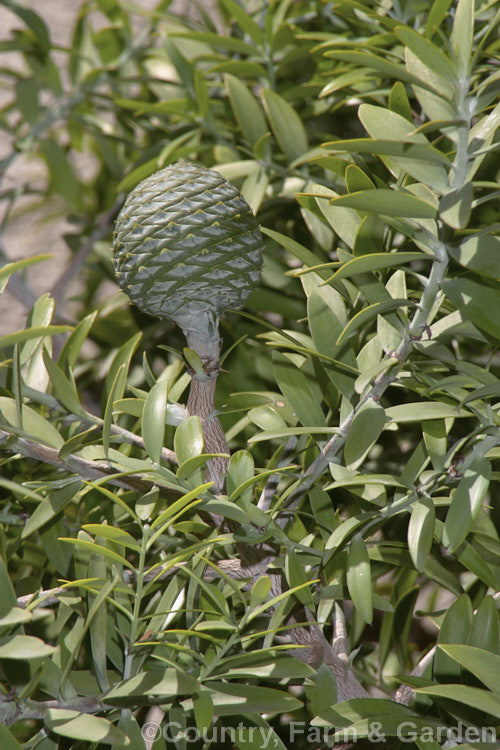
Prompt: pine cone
<box><xmin>113</xmin><ymin>161</ymin><xmax>263</xmax><ymax>341</ymax></box>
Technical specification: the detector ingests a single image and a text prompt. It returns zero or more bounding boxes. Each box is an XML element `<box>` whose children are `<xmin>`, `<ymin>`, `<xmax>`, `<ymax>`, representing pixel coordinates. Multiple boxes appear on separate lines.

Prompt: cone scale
<box><xmin>113</xmin><ymin>161</ymin><xmax>264</xmax><ymax>490</ymax></box>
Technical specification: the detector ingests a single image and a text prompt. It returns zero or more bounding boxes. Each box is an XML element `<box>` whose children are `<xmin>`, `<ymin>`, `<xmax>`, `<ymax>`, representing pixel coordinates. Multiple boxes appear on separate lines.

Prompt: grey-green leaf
<box><xmin>262</xmin><ymin>88</ymin><xmax>308</xmax><ymax>161</ymax></box>
<box><xmin>272</xmin><ymin>351</ymin><xmax>326</xmax><ymax>428</ymax></box>
<box><xmin>45</xmin><ymin>709</ymin><xmax>130</xmax><ymax>745</ymax></box>
<box><xmin>442</xmin><ymin>456</ymin><xmax>491</xmax><ymax>553</ymax></box>
<box><xmin>441</xmin><ymin>278</ymin><xmax>500</xmax><ymax>340</ymax></box>
<box><xmin>174</xmin><ymin>415</ymin><xmax>204</xmax><ymax>465</ymax></box>
<box><xmin>408</xmin><ymin>497</ymin><xmax>435</xmax><ymax>572</ymax></box>
<box><xmin>346</xmin><ymin>534</ymin><xmax>373</xmax><ymax>624</ymax></box>
<box><xmin>226</xmin><ymin>74</ymin><xmax>268</xmax><ymax>147</ymax></box>
<box><xmin>329</xmin><ymin>190</ymin><xmax>437</xmax><ymax>218</ymax></box>
<box><xmin>344</xmin><ymin>401</ymin><xmax>386</xmax><ymax>470</ymax></box>
<box><xmin>142</xmin><ymin>379</ymin><xmax>168</xmax><ymax>464</ymax></box>
<box><xmin>448</xmin><ymin>234</ymin><xmax>500</xmax><ymax>279</ymax></box>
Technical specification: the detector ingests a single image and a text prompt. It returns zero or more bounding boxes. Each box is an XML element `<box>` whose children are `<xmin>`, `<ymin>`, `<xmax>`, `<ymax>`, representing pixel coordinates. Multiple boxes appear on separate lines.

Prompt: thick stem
<box><xmin>186</xmin><ymin>372</ymin><xmax>229</xmax><ymax>493</ymax></box>
<box><xmin>182</xmin><ymin>312</ymin><xmax>230</xmax><ymax>493</ymax></box>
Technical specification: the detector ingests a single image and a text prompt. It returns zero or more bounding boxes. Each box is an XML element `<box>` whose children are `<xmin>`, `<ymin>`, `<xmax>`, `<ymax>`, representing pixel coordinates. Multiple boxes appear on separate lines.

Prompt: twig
<box><xmin>22</xmin><ymin>384</ymin><xmax>178</xmax><ymax>464</ymax></box>
<box><xmin>0</xmin><ymin>696</ymin><xmax>104</xmax><ymax>727</ymax></box>
<box><xmin>0</xmin><ymin>430</ymin><xmax>181</xmax><ymax>499</ymax></box>
<box><xmin>282</xmin><ymin>254</ymin><xmax>449</xmax><ymax>513</ymax></box>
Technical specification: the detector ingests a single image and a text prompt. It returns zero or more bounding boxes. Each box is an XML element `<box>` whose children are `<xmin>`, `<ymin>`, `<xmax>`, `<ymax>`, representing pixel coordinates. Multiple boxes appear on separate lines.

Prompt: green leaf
<box><xmin>415</xmin><ymin>684</ymin><xmax>500</xmax><ymax>719</ymax></box>
<box><xmin>307</xmin><ymin>291</ymin><xmax>357</xmax><ymax>397</ymax></box>
<box><xmin>0</xmin><ymin>634</ymin><xmax>56</xmax><ymax>659</ymax></box>
<box><xmin>248</xmin><ymin>405</ymin><xmax>287</xmax><ymax>432</ymax></box>
<box><xmin>22</xmin><ymin>480</ymin><xmax>82</xmax><ymax>539</ymax></box>
<box><xmin>220</xmin><ymin>0</ymin><xmax>264</xmax><ymax>44</ymax></box>
<box><xmin>448</xmin><ymin>234</ymin><xmax>500</xmax><ymax>279</ymax></box>
<box><xmin>328</xmin><ymin>133</ymin><xmax>450</xmax><ymax>191</ymax></box>
<box><xmin>426</xmin><ymin>0</ymin><xmax>453</xmax><ymax>39</ymax></box>
<box><xmin>346</xmin><ymin>534</ymin><xmax>373</xmax><ymax>624</ymax></box>
<box><xmin>261</xmin><ymin>88</ymin><xmax>308</xmax><ymax>160</ymax></box>
<box><xmin>439</xmin><ymin>182</ymin><xmax>473</xmax><ymax>228</ymax></box>
<box><xmin>177</xmin><ymin>453</ymin><xmax>221</xmax><ymax>481</ymax></box>
<box><xmin>226</xmin><ymin>74</ymin><xmax>268</xmax><ymax>147</ymax></box>
<box><xmin>174</xmin><ymin>415</ymin><xmax>204</xmax><ymax>465</ymax></box>
<box><xmin>104</xmin><ymin>669</ymin><xmax>199</xmax><ymax>703</ymax></box>
<box><xmin>199</xmin><ymin>682</ymin><xmax>302</xmax><ymax>715</ymax></box>
<box><xmin>60</xmin><ymin>537</ymin><xmax>130</xmax><ymax>569</ymax></box>
<box><xmin>404</xmin><ymin>48</ymin><xmax>455</xmax><ymax>121</ymax></box>
<box><xmin>324</xmin><ymin>513</ymin><xmax>377</xmax><ymax>560</ymax></box>
<box><xmin>439</xmin><ymin>644</ymin><xmax>500</xmax><ymax>695</ymax></box>
<box><xmin>193</xmin><ymin>690</ymin><xmax>213</xmax><ymax>734</ymax></box>
<box><xmin>408</xmin><ymin>497</ymin><xmax>435</xmax><ymax>572</ymax></box>
<box><xmin>193</xmin><ymin>68</ymin><xmax>209</xmax><ymax>117</ymax></box>
<box><xmin>0</xmin><ymin>254</ymin><xmax>51</xmax><ymax>294</ymax></box>
<box><xmin>150</xmin><ymin>484</ymin><xmax>211</xmax><ymax>531</ymax></box>
<box><xmin>58</xmin><ymin>311</ymin><xmax>97</xmax><ymax>369</ymax></box>
<box><xmin>96</xmin><ymin>0</ymin><xmax>127</xmax><ymax>23</ymax></box>
<box><xmin>45</xmin><ymin>709</ymin><xmax>129</xmax><ymax>745</ymax></box>
<box><xmin>0</xmin><ymin>397</ymin><xmax>63</xmax><ymax>448</ymax></box>
<box><xmin>423</xmin><ymin>418</ymin><xmax>447</xmax><ymax>470</ymax></box>
<box><xmin>104</xmin><ymin>332</ymin><xmax>142</xmax><ymax>402</ymax></box>
<box><xmin>262</xmin><ymin>227</ymin><xmax>331</xmax><ymax>280</ymax></box>
<box><xmin>323</xmin><ymin>49</ymin><xmax>442</xmax><ymax>95</ymax></box>
<box><xmin>443</xmin><ymin>457</ymin><xmax>491</xmax><ymax>552</ymax></box>
<box><xmin>0</xmin><ymin>558</ymin><xmax>18</xmax><ymax>616</ymax></box>
<box><xmin>82</xmin><ymin>525</ymin><xmax>141</xmax><ymax>552</ymax></box>
<box><xmin>233</xmin><ymin>718</ymin><xmax>288</xmax><ymax>750</ymax></box>
<box><xmin>0</xmin><ymin>607</ymin><xmax>32</xmax><ymax>628</ymax></box>
<box><xmin>305</xmin><ymin>663</ymin><xmax>338</xmax><ymax>715</ymax></box>
<box><xmin>396</xmin><ymin>26</ymin><xmax>456</xmax><ymax>83</ymax></box>
<box><xmin>2</xmin><ymin>1</ymin><xmax>50</xmax><ymax>48</ymax></box>
<box><xmin>471</xmin><ymin>597</ymin><xmax>500</xmax><ymax>654</ymax></box>
<box><xmin>336</xmin><ymin>299</ymin><xmax>412</xmax><ymax>348</ymax></box>
<box><xmin>285</xmin><ymin>553</ymin><xmax>314</xmax><ymax>608</ymax></box>
<box><xmin>247</xmin><ymin>576</ymin><xmax>271</xmax><ymax>609</ymax></box>
<box><xmin>450</xmin><ymin>0</ymin><xmax>474</xmax><ymax>77</ymax></box>
<box><xmin>272</xmin><ymin>351</ymin><xmax>326</xmax><ymax>428</ymax></box>
<box><xmin>103</xmin><ymin>364</ymin><xmax>127</xmax><ymax>457</ymax></box>
<box><xmin>386</xmin><ymin>402</ymin><xmax>470</xmax><ymax>423</ymax></box>
<box><xmin>310</xmin><ymin>184</ymin><xmax>361</xmax><ymax>249</ymax></box>
<box><xmin>329</xmin><ymin>189</ymin><xmax>438</xmax><ymax>218</ymax></box>
<box><xmin>344</xmin><ymin>401</ymin><xmax>386</xmax><ymax>471</ymax></box>
<box><xmin>214</xmin><ymin>60</ymin><xmax>268</xmax><ymax>78</ymax></box>
<box><xmin>227</xmin><ymin>450</ymin><xmax>255</xmax><ymax>506</ymax></box>
<box><xmin>0</xmin><ymin>325</ymin><xmax>72</xmax><ymax>349</ymax></box>
<box><xmin>324</xmin><ymin>252</ymin><xmax>429</xmax><ymax>283</ymax></box>
<box><xmin>345</xmin><ymin>164</ymin><xmax>374</xmax><ymax>193</ymax></box>
<box><xmin>434</xmin><ymin>594</ymin><xmax>473</xmax><ymax>682</ymax></box>
<box><xmin>142</xmin><ymin>379</ymin><xmax>168</xmax><ymax>464</ymax></box>
<box><xmin>389</xmin><ymin>81</ymin><xmax>412</xmax><ymax>121</ymax></box>
<box><xmin>0</xmin><ymin>723</ymin><xmax>24</xmax><ymax>750</ymax></box>
<box><xmin>42</xmin><ymin>351</ymin><xmax>83</xmax><ymax>415</ymax></box>
<box><xmin>171</xmin><ymin>31</ymin><xmax>257</xmax><ymax>56</ymax></box>
<box><xmin>441</xmin><ymin>278</ymin><xmax>500</xmax><ymax>340</ymax></box>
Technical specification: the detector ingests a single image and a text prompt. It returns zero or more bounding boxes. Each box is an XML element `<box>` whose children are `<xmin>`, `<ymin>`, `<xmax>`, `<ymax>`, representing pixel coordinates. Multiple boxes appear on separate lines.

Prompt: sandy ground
<box><xmin>0</xmin><ymin>0</ymin><xmax>216</xmax><ymax>334</ymax></box>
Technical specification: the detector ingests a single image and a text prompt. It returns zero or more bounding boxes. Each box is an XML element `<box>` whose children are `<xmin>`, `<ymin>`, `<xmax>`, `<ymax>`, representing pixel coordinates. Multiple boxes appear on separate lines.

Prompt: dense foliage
<box><xmin>1</xmin><ymin>0</ymin><xmax>499</xmax><ymax>748</ymax></box>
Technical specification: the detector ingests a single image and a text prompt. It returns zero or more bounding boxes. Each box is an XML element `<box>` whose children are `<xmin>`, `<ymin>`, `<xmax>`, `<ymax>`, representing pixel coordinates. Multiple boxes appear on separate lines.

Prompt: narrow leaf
<box><xmin>408</xmin><ymin>497</ymin><xmax>435</xmax><ymax>572</ymax></box>
<box><xmin>346</xmin><ymin>534</ymin><xmax>373</xmax><ymax>624</ymax></box>
<box><xmin>344</xmin><ymin>401</ymin><xmax>386</xmax><ymax>470</ymax></box>
<box><xmin>329</xmin><ymin>189</ymin><xmax>437</xmax><ymax>218</ymax></box>
<box><xmin>142</xmin><ymin>379</ymin><xmax>168</xmax><ymax>464</ymax></box>
<box><xmin>443</xmin><ymin>457</ymin><xmax>491</xmax><ymax>552</ymax></box>
<box><xmin>262</xmin><ymin>88</ymin><xmax>308</xmax><ymax>160</ymax></box>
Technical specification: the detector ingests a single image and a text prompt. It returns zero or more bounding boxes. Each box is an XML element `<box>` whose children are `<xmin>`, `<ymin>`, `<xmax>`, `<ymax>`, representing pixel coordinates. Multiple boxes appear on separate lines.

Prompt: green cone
<box><xmin>113</xmin><ymin>161</ymin><xmax>263</xmax><ymax>346</ymax></box>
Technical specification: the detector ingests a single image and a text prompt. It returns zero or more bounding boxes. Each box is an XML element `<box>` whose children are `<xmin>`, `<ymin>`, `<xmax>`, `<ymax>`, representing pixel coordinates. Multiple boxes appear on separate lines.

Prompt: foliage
<box><xmin>1</xmin><ymin>0</ymin><xmax>500</xmax><ymax>748</ymax></box>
